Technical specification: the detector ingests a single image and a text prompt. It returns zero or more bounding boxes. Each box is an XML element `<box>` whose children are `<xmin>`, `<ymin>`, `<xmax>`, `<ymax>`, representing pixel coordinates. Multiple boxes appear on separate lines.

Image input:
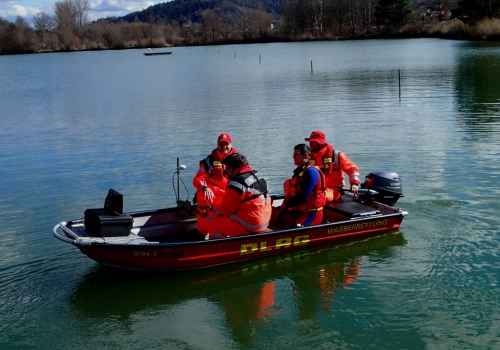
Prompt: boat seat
<box><xmin>325</xmin><ymin>200</ymin><xmax>381</xmax><ymax>218</ymax></box>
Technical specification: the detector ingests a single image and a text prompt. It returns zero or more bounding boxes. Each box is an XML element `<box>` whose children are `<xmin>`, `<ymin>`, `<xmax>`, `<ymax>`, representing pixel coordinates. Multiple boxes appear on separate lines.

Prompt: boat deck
<box><xmin>325</xmin><ymin>200</ymin><xmax>381</xmax><ymax>218</ymax></box>
<box><xmin>64</xmin><ymin>223</ymin><xmax>152</xmax><ymax>245</ymax></box>
<box><xmin>62</xmin><ymin>195</ymin><xmax>399</xmax><ymax>246</ymax></box>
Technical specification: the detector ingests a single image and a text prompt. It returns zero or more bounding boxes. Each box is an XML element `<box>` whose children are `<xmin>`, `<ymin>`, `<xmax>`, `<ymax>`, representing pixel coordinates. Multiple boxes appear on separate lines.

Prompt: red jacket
<box><xmin>311</xmin><ymin>143</ymin><xmax>360</xmax><ymax>188</ymax></box>
<box><xmin>192</xmin><ymin>147</ymin><xmax>238</xmax><ymax>192</ymax></box>
<box><xmin>213</xmin><ymin>165</ymin><xmax>272</xmax><ymax>232</ymax></box>
<box><xmin>285</xmin><ymin>163</ymin><xmax>326</xmax><ymax>211</ymax></box>
<box><xmin>195</xmin><ymin>177</ymin><xmax>227</xmax><ymax>214</ymax></box>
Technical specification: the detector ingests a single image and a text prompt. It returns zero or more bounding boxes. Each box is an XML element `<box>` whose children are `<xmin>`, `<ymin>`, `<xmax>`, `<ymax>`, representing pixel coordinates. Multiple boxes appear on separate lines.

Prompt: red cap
<box><xmin>217</xmin><ymin>133</ymin><xmax>232</xmax><ymax>144</ymax></box>
<box><xmin>304</xmin><ymin>130</ymin><xmax>326</xmax><ymax>142</ymax></box>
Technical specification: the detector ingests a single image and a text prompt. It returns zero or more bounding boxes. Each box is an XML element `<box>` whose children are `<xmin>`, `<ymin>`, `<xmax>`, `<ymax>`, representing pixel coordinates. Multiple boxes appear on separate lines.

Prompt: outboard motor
<box><xmin>360</xmin><ymin>171</ymin><xmax>403</xmax><ymax>206</ymax></box>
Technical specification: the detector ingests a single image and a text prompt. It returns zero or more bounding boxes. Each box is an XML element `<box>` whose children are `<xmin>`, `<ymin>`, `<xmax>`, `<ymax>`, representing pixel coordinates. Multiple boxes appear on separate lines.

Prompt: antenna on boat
<box><xmin>174</xmin><ymin>157</ymin><xmax>188</xmax><ymax>207</ymax></box>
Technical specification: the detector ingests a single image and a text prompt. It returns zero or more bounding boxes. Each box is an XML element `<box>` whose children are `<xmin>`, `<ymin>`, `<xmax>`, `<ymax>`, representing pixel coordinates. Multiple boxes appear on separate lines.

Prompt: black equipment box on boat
<box><xmin>84</xmin><ymin>208</ymin><xmax>133</xmax><ymax>237</ymax></box>
<box><xmin>84</xmin><ymin>189</ymin><xmax>133</xmax><ymax>237</ymax></box>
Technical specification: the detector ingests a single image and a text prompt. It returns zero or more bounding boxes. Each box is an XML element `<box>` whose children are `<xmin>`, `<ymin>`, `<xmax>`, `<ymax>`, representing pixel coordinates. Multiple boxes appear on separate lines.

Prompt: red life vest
<box><xmin>310</xmin><ymin>143</ymin><xmax>335</xmax><ymax>175</ymax></box>
<box><xmin>193</xmin><ymin>147</ymin><xmax>238</xmax><ymax>192</ymax></box>
<box><xmin>205</xmin><ymin>147</ymin><xmax>239</xmax><ymax>180</ymax></box>
<box><xmin>287</xmin><ymin>163</ymin><xmax>326</xmax><ymax>211</ymax></box>
<box><xmin>207</xmin><ymin>148</ymin><xmax>238</xmax><ymax>179</ymax></box>
<box><xmin>311</xmin><ymin>143</ymin><xmax>360</xmax><ymax>188</ymax></box>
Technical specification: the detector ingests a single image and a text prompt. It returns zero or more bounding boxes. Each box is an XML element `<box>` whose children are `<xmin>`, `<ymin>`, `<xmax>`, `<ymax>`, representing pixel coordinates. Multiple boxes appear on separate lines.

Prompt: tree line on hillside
<box><xmin>116</xmin><ymin>0</ymin><xmax>284</xmax><ymax>24</ymax></box>
<box><xmin>0</xmin><ymin>0</ymin><xmax>499</xmax><ymax>55</ymax></box>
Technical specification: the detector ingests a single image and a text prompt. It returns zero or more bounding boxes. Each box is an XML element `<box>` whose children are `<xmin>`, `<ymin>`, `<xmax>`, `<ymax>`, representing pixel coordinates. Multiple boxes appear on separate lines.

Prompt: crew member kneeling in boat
<box><xmin>273</xmin><ymin>144</ymin><xmax>326</xmax><ymax>229</ymax></box>
<box><xmin>207</xmin><ymin>154</ymin><xmax>272</xmax><ymax>239</ymax></box>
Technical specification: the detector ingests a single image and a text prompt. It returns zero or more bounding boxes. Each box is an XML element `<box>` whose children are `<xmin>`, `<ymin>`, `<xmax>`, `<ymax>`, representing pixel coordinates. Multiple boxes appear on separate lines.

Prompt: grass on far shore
<box><xmin>402</xmin><ymin>18</ymin><xmax>500</xmax><ymax>41</ymax></box>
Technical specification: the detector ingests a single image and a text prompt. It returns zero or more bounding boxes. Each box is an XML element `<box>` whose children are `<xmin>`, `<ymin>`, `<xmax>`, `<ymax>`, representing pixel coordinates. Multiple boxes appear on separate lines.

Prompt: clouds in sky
<box><xmin>0</xmin><ymin>0</ymin><xmax>158</xmax><ymax>24</ymax></box>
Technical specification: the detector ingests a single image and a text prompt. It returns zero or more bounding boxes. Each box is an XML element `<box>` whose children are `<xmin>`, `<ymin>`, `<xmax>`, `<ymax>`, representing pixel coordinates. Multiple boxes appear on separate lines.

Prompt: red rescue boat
<box><xmin>52</xmin><ymin>164</ymin><xmax>408</xmax><ymax>272</ymax></box>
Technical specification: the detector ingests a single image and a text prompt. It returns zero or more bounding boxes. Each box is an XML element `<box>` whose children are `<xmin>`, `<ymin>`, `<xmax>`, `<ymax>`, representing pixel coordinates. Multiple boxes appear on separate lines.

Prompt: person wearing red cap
<box><xmin>305</xmin><ymin>130</ymin><xmax>360</xmax><ymax>201</ymax></box>
<box><xmin>192</xmin><ymin>133</ymin><xmax>238</xmax><ymax>235</ymax></box>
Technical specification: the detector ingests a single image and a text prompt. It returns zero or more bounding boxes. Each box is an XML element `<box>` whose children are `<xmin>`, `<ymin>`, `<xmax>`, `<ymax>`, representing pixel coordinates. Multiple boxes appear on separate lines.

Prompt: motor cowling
<box><xmin>360</xmin><ymin>171</ymin><xmax>403</xmax><ymax>206</ymax></box>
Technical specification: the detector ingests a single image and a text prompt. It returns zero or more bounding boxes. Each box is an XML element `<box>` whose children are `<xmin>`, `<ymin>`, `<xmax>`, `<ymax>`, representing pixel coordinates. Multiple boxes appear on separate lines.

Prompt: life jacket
<box><xmin>310</xmin><ymin>143</ymin><xmax>338</xmax><ymax>175</ymax></box>
<box><xmin>311</xmin><ymin>143</ymin><xmax>360</xmax><ymax>188</ymax></box>
<box><xmin>288</xmin><ymin>163</ymin><xmax>326</xmax><ymax>211</ymax></box>
<box><xmin>283</xmin><ymin>178</ymin><xmax>292</xmax><ymax>196</ymax></box>
<box><xmin>226</xmin><ymin>167</ymin><xmax>272</xmax><ymax>232</ymax></box>
<box><xmin>201</xmin><ymin>148</ymin><xmax>238</xmax><ymax>180</ymax></box>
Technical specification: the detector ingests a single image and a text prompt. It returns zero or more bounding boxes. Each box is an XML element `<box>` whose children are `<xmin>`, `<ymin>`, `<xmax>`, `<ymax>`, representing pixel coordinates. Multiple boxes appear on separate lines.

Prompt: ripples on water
<box><xmin>1</xmin><ymin>39</ymin><xmax>500</xmax><ymax>349</ymax></box>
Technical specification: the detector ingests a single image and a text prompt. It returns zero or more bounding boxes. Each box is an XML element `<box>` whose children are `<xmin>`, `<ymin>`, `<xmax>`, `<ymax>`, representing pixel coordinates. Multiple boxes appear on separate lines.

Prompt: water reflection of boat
<box><xmin>52</xmin><ymin>166</ymin><xmax>407</xmax><ymax>272</ymax></box>
<box><xmin>70</xmin><ymin>231</ymin><xmax>407</xmax><ymax>318</ymax></box>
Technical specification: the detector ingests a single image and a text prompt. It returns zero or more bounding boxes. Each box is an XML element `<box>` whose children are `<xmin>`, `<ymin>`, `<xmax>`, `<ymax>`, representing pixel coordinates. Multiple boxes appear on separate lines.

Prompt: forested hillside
<box><xmin>112</xmin><ymin>0</ymin><xmax>284</xmax><ymax>25</ymax></box>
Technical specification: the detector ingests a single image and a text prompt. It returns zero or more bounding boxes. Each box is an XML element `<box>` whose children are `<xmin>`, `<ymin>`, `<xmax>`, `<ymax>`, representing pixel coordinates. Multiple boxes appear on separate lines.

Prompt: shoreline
<box><xmin>3</xmin><ymin>18</ymin><xmax>500</xmax><ymax>56</ymax></box>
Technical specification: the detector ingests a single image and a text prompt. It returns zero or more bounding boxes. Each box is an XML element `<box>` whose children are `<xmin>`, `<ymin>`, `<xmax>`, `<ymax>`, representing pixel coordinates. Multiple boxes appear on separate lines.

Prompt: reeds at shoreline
<box><xmin>418</xmin><ymin>18</ymin><xmax>500</xmax><ymax>41</ymax></box>
<box><xmin>2</xmin><ymin>17</ymin><xmax>500</xmax><ymax>56</ymax></box>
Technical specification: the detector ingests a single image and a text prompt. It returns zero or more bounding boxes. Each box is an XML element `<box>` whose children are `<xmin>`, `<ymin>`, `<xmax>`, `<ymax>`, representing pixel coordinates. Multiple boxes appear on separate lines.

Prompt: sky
<box><xmin>0</xmin><ymin>0</ymin><xmax>160</xmax><ymax>24</ymax></box>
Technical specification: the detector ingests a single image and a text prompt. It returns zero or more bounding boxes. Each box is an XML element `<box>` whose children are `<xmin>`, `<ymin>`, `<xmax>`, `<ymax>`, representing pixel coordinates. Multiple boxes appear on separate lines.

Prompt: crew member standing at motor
<box><xmin>192</xmin><ymin>133</ymin><xmax>238</xmax><ymax>235</ymax></box>
<box><xmin>207</xmin><ymin>153</ymin><xmax>272</xmax><ymax>239</ymax></box>
<box><xmin>276</xmin><ymin>144</ymin><xmax>326</xmax><ymax>228</ymax></box>
<box><xmin>305</xmin><ymin>130</ymin><xmax>360</xmax><ymax>202</ymax></box>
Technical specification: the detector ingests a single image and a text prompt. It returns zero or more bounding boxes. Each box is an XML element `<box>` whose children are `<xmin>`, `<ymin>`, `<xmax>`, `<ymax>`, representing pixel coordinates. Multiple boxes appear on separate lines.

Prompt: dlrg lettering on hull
<box><xmin>240</xmin><ymin>235</ymin><xmax>310</xmax><ymax>255</ymax></box>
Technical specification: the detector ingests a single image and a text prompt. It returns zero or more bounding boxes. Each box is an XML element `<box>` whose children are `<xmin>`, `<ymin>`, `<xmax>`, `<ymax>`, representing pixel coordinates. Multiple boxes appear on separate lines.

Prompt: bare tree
<box><xmin>34</xmin><ymin>12</ymin><xmax>55</xmax><ymax>32</ymax></box>
<box><xmin>146</xmin><ymin>16</ymin><xmax>160</xmax><ymax>47</ymax></box>
<box><xmin>202</xmin><ymin>10</ymin><xmax>224</xmax><ymax>42</ymax></box>
<box><xmin>238</xmin><ymin>8</ymin><xmax>250</xmax><ymax>39</ymax></box>
<box><xmin>54</xmin><ymin>0</ymin><xmax>90</xmax><ymax>36</ymax></box>
<box><xmin>14</xmin><ymin>16</ymin><xmax>30</xmax><ymax>51</ymax></box>
<box><xmin>331</xmin><ymin>0</ymin><xmax>348</xmax><ymax>36</ymax></box>
<box><xmin>311</xmin><ymin>0</ymin><xmax>324</xmax><ymax>35</ymax></box>
<box><xmin>358</xmin><ymin>0</ymin><xmax>377</xmax><ymax>34</ymax></box>
<box><xmin>254</xmin><ymin>7</ymin><xmax>272</xmax><ymax>38</ymax></box>
<box><xmin>74</xmin><ymin>0</ymin><xmax>90</xmax><ymax>31</ymax></box>
<box><xmin>293</xmin><ymin>0</ymin><xmax>311</xmax><ymax>34</ymax></box>
<box><xmin>33</xmin><ymin>12</ymin><xmax>55</xmax><ymax>48</ymax></box>
<box><xmin>54</xmin><ymin>0</ymin><xmax>74</xmax><ymax>30</ymax></box>
<box><xmin>180</xmin><ymin>22</ymin><xmax>193</xmax><ymax>45</ymax></box>
<box><xmin>347</xmin><ymin>0</ymin><xmax>359</xmax><ymax>36</ymax></box>
<box><xmin>54</xmin><ymin>0</ymin><xmax>75</xmax><ymax>48</ymax></box>
<box><xmin>281</xmin><ymin>0</ymin><xmax>296</xmax><ymax>37</ymax></box>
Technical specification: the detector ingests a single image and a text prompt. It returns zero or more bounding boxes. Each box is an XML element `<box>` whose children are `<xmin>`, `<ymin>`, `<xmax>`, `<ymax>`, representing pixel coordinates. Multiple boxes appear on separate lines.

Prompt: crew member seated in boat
<box><xmin>305</xmin><ymin>130</ymin><xmax>360</xmax><ymax>202</ymax></box>
<box><xmin>274</xmin><ymin>144</ymin><xmax>326</xmax><ymax>228</ymax></box>
<box><xmin>207</xmin><ymin>154</ymin><xmax>272</xmax><ymax>239</ymax></box>
<box><xmin>192</xmin><ymin>133</ymin><xmax>238</xmax><ymax>235</ymax></box>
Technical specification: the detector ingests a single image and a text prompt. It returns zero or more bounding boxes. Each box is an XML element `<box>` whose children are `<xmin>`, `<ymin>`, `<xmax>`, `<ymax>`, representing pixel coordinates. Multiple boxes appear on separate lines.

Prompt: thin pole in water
<box><xmin>399</xmin><ymin>69</ymin><xmax>401</xmax><ymax>100</ymax></box>
<box><xmin>234</xmin><ymin>52</ymin><xmax>236</xmax><ymax>58</ymax></box>
<box><xmin>311</xmin><ymin>60</ymin><xmax>313</xmax><ymax>75</ymax></box>
<box><xmin>259</xmin><ymin>54</ymin><xmax>261</xmax><ymax>64</ymax></box>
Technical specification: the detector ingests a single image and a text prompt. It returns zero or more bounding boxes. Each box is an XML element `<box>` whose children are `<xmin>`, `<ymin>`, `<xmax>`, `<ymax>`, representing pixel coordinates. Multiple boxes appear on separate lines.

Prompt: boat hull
<box><xmin>53</xmin><ymin>191</ymin><xmax>408</xmax><ymax>272</ymax></box>
<box><xmin>70</xmin><ymin>213</ymin><xmax>403</xmax><ymax>271</ymax></box>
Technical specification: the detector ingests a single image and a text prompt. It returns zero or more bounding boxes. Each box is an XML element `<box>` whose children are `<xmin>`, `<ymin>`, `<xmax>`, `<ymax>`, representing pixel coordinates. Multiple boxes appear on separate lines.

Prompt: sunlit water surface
<box><xmin>1</xmin><ymin>39</ymin><xmax>500</xmax><ymax>349</ymax></box>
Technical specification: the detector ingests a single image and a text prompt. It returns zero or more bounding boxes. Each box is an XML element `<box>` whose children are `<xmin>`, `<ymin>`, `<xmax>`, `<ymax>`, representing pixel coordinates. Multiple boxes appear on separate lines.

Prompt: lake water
<box><xmin>1</xmin><ymin>38</ymin><xmax>500</xmax><ymax>349</ymax></box>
